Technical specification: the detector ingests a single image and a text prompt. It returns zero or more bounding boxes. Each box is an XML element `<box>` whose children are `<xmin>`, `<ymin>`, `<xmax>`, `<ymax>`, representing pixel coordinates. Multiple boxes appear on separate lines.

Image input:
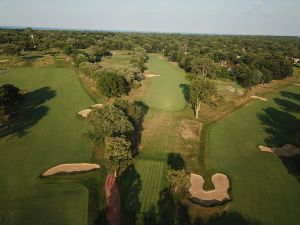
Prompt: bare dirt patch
<box><xmin>42</xmin><ymin>163</ymin><xmax>100</xmax><ymax>177</ymax></box>
<box><xmin>189</xmin><ymin>173</ymin><xmax>230</xmax><ymax>207</ymax></box>
<box><xmin>250</xmin><ymin>95</ymin><xmax>268</xmax><ymax>101</ymax></box>
<box><xmin>77</xmin><ymin>109</ymin><xmax>92</xmax><ymax>118</ymax></box>
<box><xmin>179</xmin><ymin>119</ymin><xmax>202</xmax><ymax>140</ymax></box>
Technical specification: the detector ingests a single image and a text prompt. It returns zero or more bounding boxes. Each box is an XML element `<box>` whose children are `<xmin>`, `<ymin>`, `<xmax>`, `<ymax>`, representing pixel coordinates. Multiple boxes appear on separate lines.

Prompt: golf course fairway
<box><xmin>144</xmin><ymin>55</ymin><xmax>187</xmax><ymax>111</ymax></box>
<box><xmin>206</xmin><ymin>85</ymin><xmax>300</xmax><ymax>225</ymax></box>
<box><xmin>0</xmin><ymin>68</ymin><xmax>94</xmax><ymax>225</ymax></box>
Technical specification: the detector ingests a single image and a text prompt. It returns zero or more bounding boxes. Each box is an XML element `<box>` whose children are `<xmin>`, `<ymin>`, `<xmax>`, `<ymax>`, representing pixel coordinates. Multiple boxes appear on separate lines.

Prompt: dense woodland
<box><xmin>0</xmin><ymin>28</ymin><xmax>299</xmax><ymax>91</ymax></box>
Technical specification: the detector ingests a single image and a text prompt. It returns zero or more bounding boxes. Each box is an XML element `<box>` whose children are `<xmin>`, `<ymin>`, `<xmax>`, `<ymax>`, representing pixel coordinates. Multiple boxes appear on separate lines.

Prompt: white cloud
<box><xmin>255</xmin><ymin>0</ymin><xmax>263</xmax><ymax>5</ymax></box>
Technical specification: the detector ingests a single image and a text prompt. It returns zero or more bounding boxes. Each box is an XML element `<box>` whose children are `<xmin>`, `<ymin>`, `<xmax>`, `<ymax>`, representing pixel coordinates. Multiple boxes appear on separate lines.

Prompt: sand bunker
<box><xmin>159</xmin><ymin>56</ymin><xmax>165</xmax><ymax>60</ymax></box>
<box><xmin>77</xmin><ymin>109</ymin><xmax>92</xmax><ymax>118</ymax></box>
<box><xmin>259</xmin><ymin>145</ymin><xmax>273</xmax><ymax>153</ymax></box>
<box><xmin>293</xmin><ymin>83</ymin><xmax>300</xmax><ymax>86</ymax></box>
<box><xmin>145</xmin><ymin>74</ymin><xmax>160</xmax><ymax>78</ymax></box>
<box><xmin>42</xmin><ymin>163</ymin><xmax>100</xmax><ymax>177</ymax></box>
<box><xmin>250</xmin><ymin>96</ymin><xmax>268</xmax><ymax>101</ymax></box>
<box><xmin>259</xmin><ymin>144</ymin><xmax>300</xmax><ymax>157</ymax></box>
<box><xmin>179</xmin><ymin>119</ymin><xmax>202</xmax><ymax>140</ymax></box>
<box><xmin>0</xmin><ymin>59</ymin><xmax>8</xmax><ymax>63</ymax></box>
<box><xmin>189</xmin><ymin>173</ymin><xmax>230</xmax><ymax>206</ymax></box>
<box><xmin>91</xmin><ymin>104</ymin><xmax>104</xmax><ymax>109</ymax></box>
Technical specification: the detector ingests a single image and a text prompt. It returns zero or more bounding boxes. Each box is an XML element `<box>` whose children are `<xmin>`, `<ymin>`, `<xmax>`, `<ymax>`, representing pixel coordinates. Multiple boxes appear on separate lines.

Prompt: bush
<box><xmin>97</xmin><ymin>71</ymin><xmax>130</xmax><ymax>98</ymax></box>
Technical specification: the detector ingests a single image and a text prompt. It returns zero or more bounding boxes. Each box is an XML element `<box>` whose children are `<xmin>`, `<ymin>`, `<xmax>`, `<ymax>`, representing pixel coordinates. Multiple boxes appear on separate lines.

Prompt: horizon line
<box><xmin>0</xmin><ymin>25</ymin><xmax>299</xmax><ymax>38</ymax></box>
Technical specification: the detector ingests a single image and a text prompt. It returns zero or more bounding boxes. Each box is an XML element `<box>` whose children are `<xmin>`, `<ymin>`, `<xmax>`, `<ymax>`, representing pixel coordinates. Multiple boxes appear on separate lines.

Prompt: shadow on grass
<box><xmin>167</xmin><ymin>153</ymin><xmax>185</xmax><ymax>170</ymax></box>
<box><xmin>257</xmin><ymin>91</ymin><xmax>300</xmax><ymax>181</ymax></box>
<box><xmin>180</xmin><ymin>84</ymin><xmax>190</xmax><ymax>102</ymax></box>
<box><xmin>0</xmin><ymin>87</ymin><xmax>56</xmax><ymax>139</ymax></box>
<box><xmin>142</xmin><ymin>188</ymin><xmax>263</xmax><ymax>225</ymax></box>
<box><xmin>130</xmin><ymin>101</ymin><xmax>149</xmax><ymax>155</ymax></box>
<box><xmin>194</xmin><ymin>211</ymin><xmax>263</xmax><ymax>225</ymax></box>
<box><xmin>117</xmin><ymin>165</ymin><xmax>142</xmax><ymax>225</ymax></box>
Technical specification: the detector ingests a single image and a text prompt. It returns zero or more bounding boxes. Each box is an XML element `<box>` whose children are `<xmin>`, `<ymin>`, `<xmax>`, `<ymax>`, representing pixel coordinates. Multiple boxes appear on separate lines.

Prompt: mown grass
<box><xmin>205</xmin><ymin>85</ymin><xmax>300</xmax><ymax>225</ymax></box>
<box><xmin>0</xmin><ymin>67</ymin><xmax>97</xmax><ymax>225</ymax></box>
<box><xmin>143</xmin><ymin>54</ymin><xmax>187</xmax><ymax>111</ymax></box>
<box><xmin>101</xmin><ymin>50</ymin><xmax>132</xmax><ymax>68</ymax></box>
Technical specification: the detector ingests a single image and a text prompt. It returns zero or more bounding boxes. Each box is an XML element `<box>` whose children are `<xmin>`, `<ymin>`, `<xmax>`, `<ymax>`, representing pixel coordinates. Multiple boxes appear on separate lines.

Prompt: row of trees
<box><xmin>87</xmin><ymin>99</ymin><xmax>146</xmax><ymax>176</ymax></box>
<box><xmin>1</xmin><ymin>28</ymin><xmax>296</xmax><ymax>88</ymax></box>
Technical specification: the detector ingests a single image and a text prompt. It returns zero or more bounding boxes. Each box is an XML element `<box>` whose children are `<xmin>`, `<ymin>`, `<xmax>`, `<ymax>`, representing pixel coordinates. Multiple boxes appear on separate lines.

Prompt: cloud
<box><xmin>255</xmin><ymin>0</ymin><xmax>263</xmax><ymax>5</ymax></box>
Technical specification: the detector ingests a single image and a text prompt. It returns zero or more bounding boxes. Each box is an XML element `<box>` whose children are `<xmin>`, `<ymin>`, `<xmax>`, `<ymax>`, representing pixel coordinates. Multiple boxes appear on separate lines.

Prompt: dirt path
<box><xmin>105</xmin><ymin>175</ymin><xmax>121</xmax><ymax>225</ymax></box>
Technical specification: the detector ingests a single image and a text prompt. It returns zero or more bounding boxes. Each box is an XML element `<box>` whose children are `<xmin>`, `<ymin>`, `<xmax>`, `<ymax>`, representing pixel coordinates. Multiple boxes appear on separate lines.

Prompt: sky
<box><xmin>0</xmin><ymin>0</ymin><xmax>299</xmax><ymax>36</ymax></box>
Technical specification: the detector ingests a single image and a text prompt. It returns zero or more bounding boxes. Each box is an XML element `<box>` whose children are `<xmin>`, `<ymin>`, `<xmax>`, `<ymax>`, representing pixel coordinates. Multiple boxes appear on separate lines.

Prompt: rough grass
<box><xmin>205</xmin><ymin>85</ymin><xmax>300</xmax><ymax>225</ymax></box>
<box><xmin>0</xmin><ymin>67</ymin><xmax>95</xmax><ymax>225</ymax></box>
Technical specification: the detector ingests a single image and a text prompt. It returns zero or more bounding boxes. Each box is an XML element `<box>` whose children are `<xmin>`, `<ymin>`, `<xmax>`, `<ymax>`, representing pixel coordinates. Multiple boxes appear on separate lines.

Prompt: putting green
<box><xmin>206</xmin><ymin>85</ymin><xmax>300</xmax><ymax>225</ymax></box>
<box><xmin>0</xmin><ymin>68</ymin><xmax>94</xmax><ymax>225</ymax></box>
<box><xmin>144</xmin><ymin>55</ymin><xmax>187</xmax><ymax>111</ymax></box>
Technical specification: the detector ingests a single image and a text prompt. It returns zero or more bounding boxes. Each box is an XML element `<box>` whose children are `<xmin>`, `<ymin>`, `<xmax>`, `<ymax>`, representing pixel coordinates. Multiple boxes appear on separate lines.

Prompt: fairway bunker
<box><xmin>42</xmin><ymin>163</ymin><xmax>100</xmax><ymax>177</ymax></box>
<box><xmin>259</xmin><ymin>144</ymin><xmax>300</xmax><ymax>157</ymax></box>
<box><xmin>77</xmin><ymin>109</ymin><xmax>92</xmax><ymax>118</ymax></box>
<box><xmin>179</xmin><ymin>119</ymin><xmax>202</xmax><ymax>140</ymax></box>
<box><xmin>91</xmin><ymin>103</ymin><xmax>104</xmax><ymax>108</ymax></box>
<box><xmin>189</xmin><ymin>173</ymin><xmax>230</xmax><ymax>207</ymax></box>
<box><xmin>293</xmin><ymin>83</ymin><xmax>300</xmax><ymax>86</ymax></box>
<box><xmin>145</xmin><ymin>73</ymin><xmax>160</xmax><ymax>78</ymax></box>
<box><xmin>250</xmin><ymin>95</ymin><xmax>268</xmax><ymax>101</ymax></box>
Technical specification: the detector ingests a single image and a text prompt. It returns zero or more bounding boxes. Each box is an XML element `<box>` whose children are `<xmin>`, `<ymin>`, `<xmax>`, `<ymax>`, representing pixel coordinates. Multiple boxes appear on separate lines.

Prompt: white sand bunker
<box><xmin>42</xmin><ymin>163</ymin><xmax>100</xmax><ymax>177</ymax></box>
<box><xmin>293</xmin><ymin>83</ymin><xmax>300</xmax><ymax>86</ymax></box>
<box><xmin>179</xmin><ymin>119</ymin><xmax>202</xmax><ymax>140</ymax></box>
<box><xmin>77</xmin><ymin>109</ymin><xmax>92</xmax><ymax>118</ymax></box>
<box><xmin>145</xmin><ymin>74</ymin><xmax>160</xmax><ymax>78</ymax></box>
<box><xmin>91</xmin><ymin>103</ymin><xmax>104</xmax><ymax>109</ymax></box>
<box><xmin>189</xmin><ymin>173</ymin><xmax>230</xmax><ymax>206</ymax></box>
<box><xmin>259</xmin><ymin>144</ymin><xmax>300</xmax><ymax>157</ymax></box>
<box><xmin>250</xmin><ymin>95</ymin><xmax>268</xmax><ymax>101</ymax></box>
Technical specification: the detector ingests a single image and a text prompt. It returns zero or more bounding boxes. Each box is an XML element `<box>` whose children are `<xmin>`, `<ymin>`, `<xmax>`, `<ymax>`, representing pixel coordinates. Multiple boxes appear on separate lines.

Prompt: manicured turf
<box><xmin>144</xmin><ymin>55</ymin><xmax>187</xmax><ymax>111</ymax></box>
<box><xmin>0</xmin><ymin>68</ymin><xmax>94</xmax><ymax>225</ymax></box>
<box><xmin>206</xmin><ymin>85</ymin><xmax>300</xmax><ymax>225</ymax></box>
<box><xmin>101</xmin><ymin>50</ymin><xmax>131</xmax><ymax>68</ymax></box>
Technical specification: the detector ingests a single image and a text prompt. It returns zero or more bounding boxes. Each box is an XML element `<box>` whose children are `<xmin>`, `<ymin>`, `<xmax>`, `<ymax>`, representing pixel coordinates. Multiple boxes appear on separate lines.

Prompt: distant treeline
<box><xmin>0</xmin><ymin>28</ymin><xmax>298</xmax><ymax>88</ymax></box>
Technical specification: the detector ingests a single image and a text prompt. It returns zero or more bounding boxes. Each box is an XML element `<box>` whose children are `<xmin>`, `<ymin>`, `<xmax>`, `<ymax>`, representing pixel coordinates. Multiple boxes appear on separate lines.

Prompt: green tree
<box><xmin>87</xmin><ymin>105</ymin><xmax>134</xmax><ymax>143</ymax></box>
<box><xmin>233</xmin><ymin>64</ymin><xmax>262</xmax><ymax>88</ymax></box>
<box><xmin>3</xmin><ymin>44</ymin><xmax>22</xmax><ymax>56</ymax></box>
<box><xmin>0</xmin><ymin>84</ymin><xmax>21</xmax><ymax>106</ymax></box>
<box><xmin>191</xmin><ymin>58</ymin><xmax>215</xmax><ymax>77</ymax></box>
<box><xmin>104</xmin><ymin>136</ymin><xmax>134</xmax><ymax>176</ymax></box>
<box><xmin>97</xmin><ymin>71</ymin><xmax>130</xmax><ymax>98</ymax></box>
<box><xmin>166</xmin><ymin>169</ymin><xmax>190</xmax><ymax>193</ymax></box>
<box><xmin>189</xmin><ymin>77</ymin><xmax>217</xmax><ymax>119</ymax></box>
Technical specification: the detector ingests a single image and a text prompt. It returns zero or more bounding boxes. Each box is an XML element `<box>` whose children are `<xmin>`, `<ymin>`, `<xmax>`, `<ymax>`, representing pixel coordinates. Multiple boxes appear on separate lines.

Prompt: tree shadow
<box><xmin>142</xmin><ymin>189</ymin><xmax>263</xmax><ymax>225</ymax></box>
<box><xmin>257</xmin><ymin>92</ymin><xmax>300</xmax><ymax>181</ymax></box>
<box><xmin>280</xmin><ymin>91</ymin><xmax>300</xmax><ymax>102</ymax></box>
<box><xmin>167</xmin><ymin>153</ymin><xmax>185</xmax><ymax>170</ymax></box>
<box><xmin>117</xmin><ymin>165</ymin><xmax>142</xmax><ymax>225</ymax></box>
<box><xmin>180</xmin><ymin>84</ymin><xmax>190</xmax><ymax>102</ymax></box>
<box><xmin>194</xmin><ymin>211</ymin><xmax>263</xmax><ymax>225</ymax></box>
<box><xmin>130</xmin><ymin>101</ymin><xmax>149</xmax><ymax>155</ymax></box>
<box><xmin>274</xmin><ymin>98</ymin><xmax>300</xmax><ymax>113</ymax></box>
<box><xmin>0</xmin><ymin>87</ymin><xmax>56</xmax><ymax>139</ymax></box>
